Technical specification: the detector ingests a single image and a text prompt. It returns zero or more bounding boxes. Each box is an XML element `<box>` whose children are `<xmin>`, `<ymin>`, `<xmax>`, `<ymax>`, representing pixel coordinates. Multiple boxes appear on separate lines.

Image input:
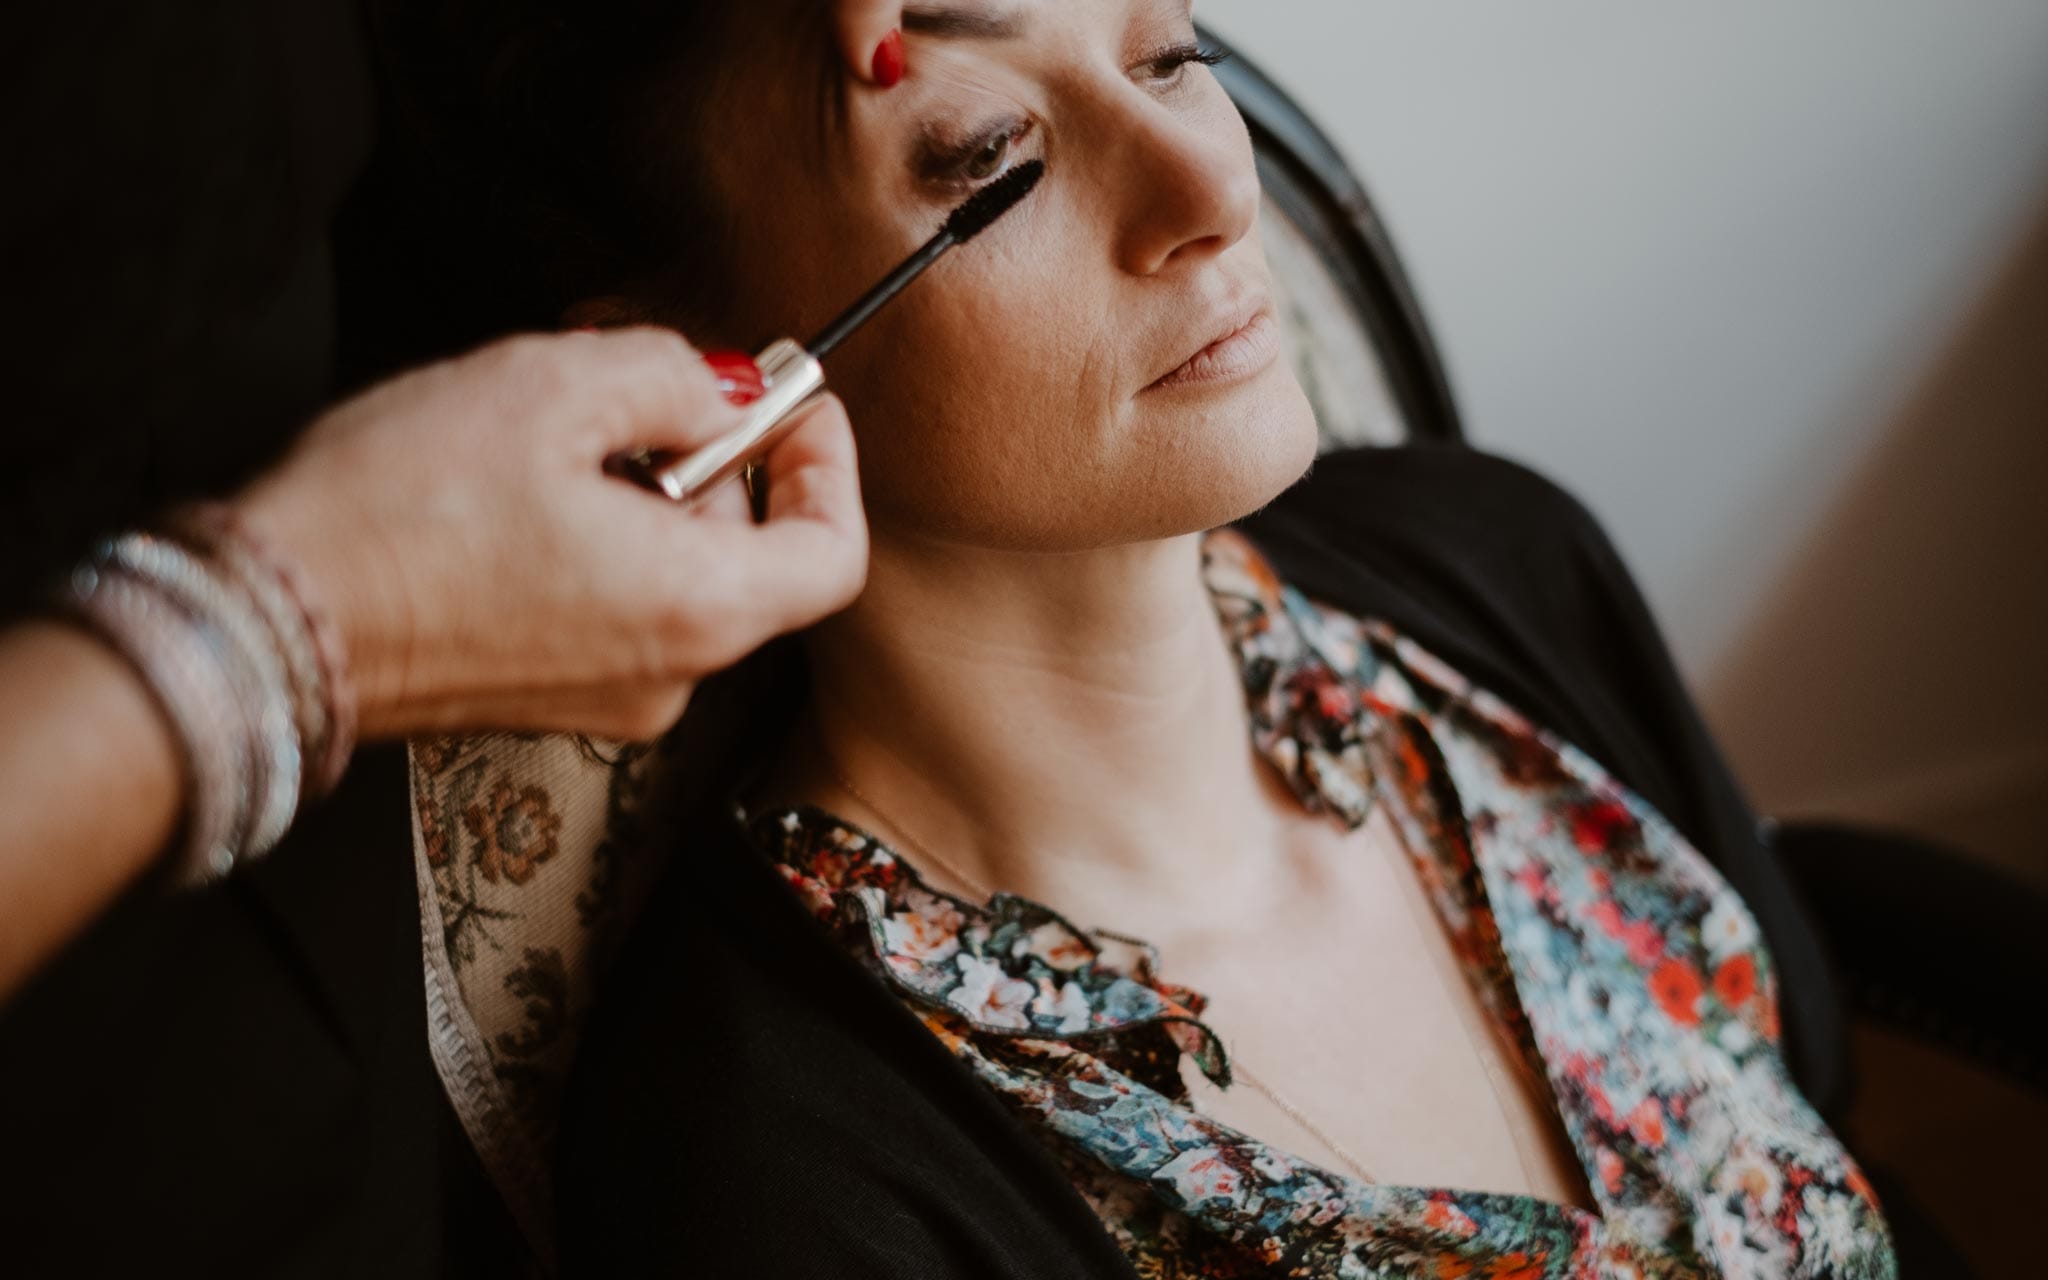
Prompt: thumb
<box><xmin>726</xmin><ymin>396</ymin><xmax>869</xmax><ymax>631</ymax></box>
<box><xmin>643</xmin><ymin>397</ymin><xmax>867</xmax><ymax>646</ymax></box>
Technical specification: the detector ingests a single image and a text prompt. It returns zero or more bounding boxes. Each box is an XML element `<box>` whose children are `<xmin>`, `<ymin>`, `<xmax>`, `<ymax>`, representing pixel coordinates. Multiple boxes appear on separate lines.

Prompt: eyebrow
<box><xmin>902</xmin><ymin>5</ymin><xmax>1030</xmax><ymax>40</ymax></box>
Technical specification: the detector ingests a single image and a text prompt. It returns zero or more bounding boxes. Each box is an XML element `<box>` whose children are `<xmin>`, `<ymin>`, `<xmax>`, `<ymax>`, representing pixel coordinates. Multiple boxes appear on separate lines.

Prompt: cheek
<box><xmin>1129</xmin><ymin>358</ymin><xmax>1323</xmax><ymax>539</ymax></box>
<box><xmin>828</xmin><ymin>222</ymin><xmax>1319</xmax><ymax>552</ymax></box>
<box><xmin>829</xmin><ymin>224</ymin><xmax>1122</xmax><ymax>541</ymax></box>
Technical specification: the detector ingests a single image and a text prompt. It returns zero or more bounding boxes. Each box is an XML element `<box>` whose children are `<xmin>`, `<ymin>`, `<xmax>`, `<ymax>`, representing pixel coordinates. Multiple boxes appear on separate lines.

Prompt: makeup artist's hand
<box><xmin>833</xmin><ymin>0</ymin><xmax>907</xmax><ymax>86</ymax></box>
<box><xmin>234</xmin><ymin>327</ymin><xmax>868</xmax><ymax>742</ymax></box>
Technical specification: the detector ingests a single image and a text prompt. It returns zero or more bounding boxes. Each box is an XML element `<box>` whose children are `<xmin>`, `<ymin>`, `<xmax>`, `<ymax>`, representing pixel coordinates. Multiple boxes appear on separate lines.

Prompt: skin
<box><xmin>0</xmin><ymin>2</ymin><xmax>905</xmax><ymax>1002</ymax></box>
<box><xmin>835</xmin><ymin>0</ymin><xmax>909</xmax><ymax>85</ymax></box>
<box><xmin>0</xmin><ymin>331</ymin><xmax>864</xmax><ymax>1000</ymax></box>
<box><xmin>641</xmin><ymin>0</ymin><xmax>1602</xmax><ymax>1211</ymax></box>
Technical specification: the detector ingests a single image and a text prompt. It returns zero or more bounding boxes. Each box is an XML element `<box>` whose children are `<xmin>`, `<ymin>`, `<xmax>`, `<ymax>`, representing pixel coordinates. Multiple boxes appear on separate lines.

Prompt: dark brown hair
<box><xmin>338</xmin><ymin>0</ymin><xmax>825</xmax><ymax>387</ymax></box>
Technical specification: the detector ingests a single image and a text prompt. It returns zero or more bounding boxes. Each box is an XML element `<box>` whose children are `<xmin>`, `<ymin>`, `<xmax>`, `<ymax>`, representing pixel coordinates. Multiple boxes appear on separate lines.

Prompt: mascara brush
<box><xmin>635</xmin><ymin>159</ymin><xmax>1047</xmax><ymax>505</ymax></box>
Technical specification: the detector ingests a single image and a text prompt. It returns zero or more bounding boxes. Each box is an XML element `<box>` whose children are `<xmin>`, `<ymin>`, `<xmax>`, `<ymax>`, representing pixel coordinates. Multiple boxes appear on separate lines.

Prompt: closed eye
<box><xmin>915</xmin><ymin>116</ymin><xmax>1038</xmax><ymax>190</ymax></box>
<box><xmin>1133</xmin><ymin>40</ymin><xmax>1230</xmax><ymax>86</ymax></box>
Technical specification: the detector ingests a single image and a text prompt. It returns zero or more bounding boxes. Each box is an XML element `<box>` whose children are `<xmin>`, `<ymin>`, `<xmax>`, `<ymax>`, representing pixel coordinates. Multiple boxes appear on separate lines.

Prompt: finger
<box><xmin>723</xmin><ymin>401</ymin><xmax>869</xmax><ymax>632</ymax></box>
<box><xmin>834</xmin><ymin>0</ymin><xmax>905</xmax><ymax>85</ymax></box>
<box><xmin>758</xmin><ymin>395</ymin><xmax>864</xmax><ymax>537</ymax></box>
<box><xmin>545</xmin><ymin>684</ymin><xmax>697</xmax><ymax>743</ymax></box>
<box><xmin>692</xmin><ymin>467</ymin><xmax>755</xmax><ymax>527</ymax></box>
<box><xmin>680</xmin><ymin>513</ymin><xmax>868</xmax><ymax>660</ymax></box>
<box><xmin>465</xmin><ymin>683</ymin><xmax>697</xmax><ymax>743</ymax></box>
<box><xmin>576</xmin><ymin>326</ymin><xmax>750</xmax><ymax>455</ymax></box>
<box><xmin>616</xmin><ymin>398</ymin><xmax>864</xmax><ymax>663</ymax></box>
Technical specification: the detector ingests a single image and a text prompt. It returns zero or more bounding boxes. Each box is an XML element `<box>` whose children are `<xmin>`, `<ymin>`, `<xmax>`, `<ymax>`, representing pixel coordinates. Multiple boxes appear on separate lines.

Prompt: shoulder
<box><xmin>1236</xmin><ymin>444</ymin><xmax>1684</xmax><ymax>821</ymax></box>
<box><xmin>1281</xmin><ymin>443</ymin><xmax>1611</xmax><ymax>556</ymax></box>
<box><xmin>1242</xmin><ymin>444</ymin><xmax>1630</xmax><ymax>639</ymax></box>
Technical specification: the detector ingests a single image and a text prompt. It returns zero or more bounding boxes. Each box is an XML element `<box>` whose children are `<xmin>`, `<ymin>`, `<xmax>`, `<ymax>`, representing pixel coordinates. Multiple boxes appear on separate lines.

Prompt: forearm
<box><xmin>0</xmin><ymin>621</ymin><xmax>184</xmax><ymax>999</ymax></box>
<box><xmin>0</xmin><ymin>329</ymin><xmax>866</xmax><ymax>1001</ymax></box>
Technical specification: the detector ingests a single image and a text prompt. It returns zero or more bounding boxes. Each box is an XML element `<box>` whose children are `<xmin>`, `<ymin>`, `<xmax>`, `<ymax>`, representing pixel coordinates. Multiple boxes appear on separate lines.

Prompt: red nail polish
<box><xmin>702</xmin><ymin>349</ymin><xmax>765</xmax><ymax>406</ymax></box>
<box><xmin>871</xmin><ymin>29</ymin><xmax>905</xmax><ymax>88</ymax></box>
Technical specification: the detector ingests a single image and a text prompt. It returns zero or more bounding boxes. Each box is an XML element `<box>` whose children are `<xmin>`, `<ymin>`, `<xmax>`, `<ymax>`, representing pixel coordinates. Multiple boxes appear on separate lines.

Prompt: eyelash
<box><xmin>1137</xmin><ymin>41</ymin><xmax>1232</xmax><ymax>85</ymax></box>
<box><xmin>928</xmin><ymin>42</ymin><xmax>1231</xmax><ymax>190</ymax></box>
<box><xmin>931</xmin><ymin>118</ymin><xmax>1037</xmax><ymax>189</ymax></box>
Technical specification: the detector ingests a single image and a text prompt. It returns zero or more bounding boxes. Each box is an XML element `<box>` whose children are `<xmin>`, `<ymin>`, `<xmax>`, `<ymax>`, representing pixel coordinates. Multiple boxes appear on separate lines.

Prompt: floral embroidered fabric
<box><xmin>757</xmin><ymin>529</ymin><xmax>1898</xmax><ymax>1279</ymax></box>
<box><xmin>407</xmin><ymin>732</ymin><xmax>671</xmax><ymax>1258</ymax></box>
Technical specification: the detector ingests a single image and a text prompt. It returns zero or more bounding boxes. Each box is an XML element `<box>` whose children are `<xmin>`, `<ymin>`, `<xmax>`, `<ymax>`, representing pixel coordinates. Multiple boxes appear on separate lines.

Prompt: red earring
<box><xmin>871</xmin><ymin>29</ymin><xmax>906</xmax><ymax>88</ymax></box>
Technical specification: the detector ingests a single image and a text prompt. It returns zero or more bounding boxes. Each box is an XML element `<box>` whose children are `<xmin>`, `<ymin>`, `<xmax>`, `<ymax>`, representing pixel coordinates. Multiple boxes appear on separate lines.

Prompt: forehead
<box><xmin>684</xmin><ymin>0</ymin><xmax>1199</xmax><ymax>231</ymax></box>
<box><xmin>905</xmin><ymin>0</ymin><xmax>1196</xmax><ymax>28</ymax></box>
<box><xmin>906</xmin><ymin>3</ymin><xmax>1034</xmax><ymax>39</ymax></box>
<box><xmin>903</xmin><ymin>0</ymin><xmax>1196</xmax><ymax>45</ymax></box>
<box><xmin>705</xmin><ymin>0</ymin><xmax>1194</xmax><ymax>130</ymax></box>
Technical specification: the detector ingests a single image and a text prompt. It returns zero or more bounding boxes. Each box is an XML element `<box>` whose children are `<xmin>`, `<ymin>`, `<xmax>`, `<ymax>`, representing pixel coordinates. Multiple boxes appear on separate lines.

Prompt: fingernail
<box><xmin>702</xmin><ymin>349</ymin><xmax>765</xmax><ymax>406</ymax></box>
<box><xmin>871</xmin><ymin>29</ymin><xmax>905</xmax><ymax>88</ymax></box>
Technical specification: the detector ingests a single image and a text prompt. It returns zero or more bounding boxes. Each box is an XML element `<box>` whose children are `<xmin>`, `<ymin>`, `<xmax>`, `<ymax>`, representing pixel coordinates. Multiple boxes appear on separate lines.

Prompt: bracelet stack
<box><xmin>60</xmin><ymin>504</ymin><xmax>357</xmax><ymax>883</ymax></box>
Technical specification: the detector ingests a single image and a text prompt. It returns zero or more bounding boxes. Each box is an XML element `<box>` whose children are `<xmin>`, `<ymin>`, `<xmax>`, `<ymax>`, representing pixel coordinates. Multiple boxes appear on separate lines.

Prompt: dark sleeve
<box><xmin>1242</xmin><ymin>444</ymin><xmax>1851</xmax><ymax>1123</ymax></box>
<box><xmin>0</xmin><ymin>748</ymin><xmax>522</xmax><ymax>1276</ymax></box>
<box><xmin>556</xmin><ymin>812</ymin><xmax>1141</xmax><ymax>1280</ymax></box>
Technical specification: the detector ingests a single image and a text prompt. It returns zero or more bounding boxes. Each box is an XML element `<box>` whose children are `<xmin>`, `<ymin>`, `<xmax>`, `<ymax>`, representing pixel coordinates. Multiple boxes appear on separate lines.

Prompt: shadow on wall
<box><xmin>1704</xmin><ymin>190</ymin><xmax>2048</xmax><ymax>890</ymax></box>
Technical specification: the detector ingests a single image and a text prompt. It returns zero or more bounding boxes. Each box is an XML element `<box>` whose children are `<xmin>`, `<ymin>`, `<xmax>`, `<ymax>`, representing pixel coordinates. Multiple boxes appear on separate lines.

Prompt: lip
<box><xmin>1145</xmin><ymin>297</ymin><xmax>1282</xmax><ymax>393</ymax></box>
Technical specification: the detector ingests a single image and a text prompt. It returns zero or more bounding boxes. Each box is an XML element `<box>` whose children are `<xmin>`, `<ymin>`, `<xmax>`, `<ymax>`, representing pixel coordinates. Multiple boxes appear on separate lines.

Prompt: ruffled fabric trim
<box><xmin>1203</xmin><ymin>528</ymin><xmax>1389</xmax><ymax>826</ymax></box>
<box><xmin>939</xmin><ymin>1009</ymin><xmax>1613</xmax><ymax>1279</ymax></box>
<box><xmin>752</xmin><ymin>807</ymin><xmax>1233</xmax><ymax>1087</ymax></box>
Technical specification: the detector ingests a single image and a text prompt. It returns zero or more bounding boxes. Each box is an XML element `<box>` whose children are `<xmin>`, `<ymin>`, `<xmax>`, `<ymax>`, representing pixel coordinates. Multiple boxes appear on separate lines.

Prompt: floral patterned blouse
<box><xmin>754</xmin><ymin>529</ymin><xmax>1898</xmax><ymax>1279</ymax></box>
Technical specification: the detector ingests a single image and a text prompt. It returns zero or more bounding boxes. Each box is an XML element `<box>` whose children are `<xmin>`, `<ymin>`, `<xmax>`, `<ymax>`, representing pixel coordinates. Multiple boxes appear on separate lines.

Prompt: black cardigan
<box><xmin>555</xmin><ymin>443</ymin><xmax>1850</xmax><ymax>1278</ymax></box>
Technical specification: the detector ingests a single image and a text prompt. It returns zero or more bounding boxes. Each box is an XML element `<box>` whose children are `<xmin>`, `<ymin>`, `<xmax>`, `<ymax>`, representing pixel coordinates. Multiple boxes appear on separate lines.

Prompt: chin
<box><xmin>1115</xmin><ymin>361</ymin><xmax>1322</xmax><ymax>542</ymax></box>
<box><xmin>878</xmin><ymin>361</ymin><xmax>1321</xmax><ymax>554</ymax></box>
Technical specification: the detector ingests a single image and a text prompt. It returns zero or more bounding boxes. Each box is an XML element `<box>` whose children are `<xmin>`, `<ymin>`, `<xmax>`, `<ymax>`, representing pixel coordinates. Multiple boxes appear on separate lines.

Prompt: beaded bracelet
<box><xmin>58</xmin><ymin>512</ymin><xmax>358</xmax><ymax>884</ymax></box>
<box><xmin>174</xmin><ymin>503</ymin><xmax>356</xmax><ymax>797</ymax></box>
<box><xmin>101</xmin><ymin>533</ymin><xmax>303</xmax><ymax>858</ymax></box>
<box><xmin>66</xmin><ymin>563</ymin><xmax>256</xmax><ymax>880</ymax></box>
<box><xmin>174</xmin><ymin>510</ymin><xmax>328</xmax><ymax>792</ymax></box>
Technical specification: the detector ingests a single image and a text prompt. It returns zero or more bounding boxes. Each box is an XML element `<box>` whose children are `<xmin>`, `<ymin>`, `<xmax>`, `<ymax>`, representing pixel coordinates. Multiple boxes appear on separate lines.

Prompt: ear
<box><xmin>559</xmin><ymin>295</ymin><xmax>651</xmax><ymax>331</ymax></box>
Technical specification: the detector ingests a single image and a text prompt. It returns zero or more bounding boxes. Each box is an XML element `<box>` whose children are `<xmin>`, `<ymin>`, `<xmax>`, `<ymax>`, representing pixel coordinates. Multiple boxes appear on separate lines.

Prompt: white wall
<box><xmin>1200</xmin><ymin>1</ymin><xmax>2048</xmax><ymax>682</ymax></box>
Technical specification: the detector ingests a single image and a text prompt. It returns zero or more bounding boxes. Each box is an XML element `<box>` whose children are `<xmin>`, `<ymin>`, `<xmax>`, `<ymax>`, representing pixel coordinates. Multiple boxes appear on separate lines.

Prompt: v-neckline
<box><xmin>1349</xmin><ymin>789</ymin><xmax>1608</xmax><ymax>1222</ymax></box>
<box><xmin>1203</xmin><ymin>528</ymin><xmax>1615</xmax><ymax>1222</ymax></box>
<box><xmin>758</xmin><ymin>528</ymin><xmax>1623</xmax><ymax>1237</ymax></box>
<box><xmin>756</xmin><ymin>798</ymin><xmax>1611</xmax><ymax>1237</ymax></box>
<box><xmin>745</xmin><ymin>526</ymin><xmax>1910</xmax><ymax>1276</ymax></box>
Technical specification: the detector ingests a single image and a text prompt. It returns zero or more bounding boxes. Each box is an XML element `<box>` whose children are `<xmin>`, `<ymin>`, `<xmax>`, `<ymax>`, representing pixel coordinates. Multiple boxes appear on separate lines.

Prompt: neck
<box><xmin>793</xmin><ymin>529</ymin><xmax>1288</xmax><ymax>916</ymax></box>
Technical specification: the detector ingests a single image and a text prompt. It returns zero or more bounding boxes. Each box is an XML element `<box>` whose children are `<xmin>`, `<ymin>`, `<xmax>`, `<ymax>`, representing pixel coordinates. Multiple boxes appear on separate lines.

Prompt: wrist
<box><xmin>232</xmin><ymin>479</ymin><xmax>402</xmax><ymax>741</ymax></box>
<box><xmin>51</xmin><ymin>498</ymin><xmax>366</xmax><ymax>881</ymax></box>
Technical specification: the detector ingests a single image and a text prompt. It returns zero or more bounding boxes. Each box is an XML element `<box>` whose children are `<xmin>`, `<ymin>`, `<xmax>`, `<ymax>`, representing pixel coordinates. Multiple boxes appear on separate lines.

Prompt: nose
<box><xmin>1105</xmin><ymin>94</ymin><xmax>1261</xmax><ymax>277</ymax></box>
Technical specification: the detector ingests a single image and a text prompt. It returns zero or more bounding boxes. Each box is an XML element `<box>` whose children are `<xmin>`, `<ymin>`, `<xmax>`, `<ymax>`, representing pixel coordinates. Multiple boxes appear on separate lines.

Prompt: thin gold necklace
<box><xmin>820</xmin><ymin>759</ymin><xmax>1385</xmax><ymax>1186</ymax></box>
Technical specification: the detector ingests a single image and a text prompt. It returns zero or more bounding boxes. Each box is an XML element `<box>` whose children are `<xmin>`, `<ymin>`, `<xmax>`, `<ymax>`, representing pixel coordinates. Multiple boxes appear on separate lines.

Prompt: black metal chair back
<box><xmin>1205</xmin><ymin>27</ymin><xmax>1463</xmax><ymax>446</ymax></box>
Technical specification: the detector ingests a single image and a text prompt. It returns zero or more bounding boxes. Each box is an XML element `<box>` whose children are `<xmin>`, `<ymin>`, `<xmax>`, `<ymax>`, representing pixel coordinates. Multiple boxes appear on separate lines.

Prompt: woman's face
<box><xmin>690</xmin><ymin>0</ymin><xmax>1319</xmax><ymax>552</ymax></box>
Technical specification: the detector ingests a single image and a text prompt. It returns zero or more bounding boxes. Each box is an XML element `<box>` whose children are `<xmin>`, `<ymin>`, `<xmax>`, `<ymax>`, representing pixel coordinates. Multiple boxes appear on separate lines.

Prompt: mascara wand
<box><xmin>806</xmin><ymin>159</ymin><xmax>1046</xmax><ymax>360</ymax></box>
<box><xmin>639</xmin><ymin>160</ymin><xmax>1046</xmax><ymax>505</ymax></box>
